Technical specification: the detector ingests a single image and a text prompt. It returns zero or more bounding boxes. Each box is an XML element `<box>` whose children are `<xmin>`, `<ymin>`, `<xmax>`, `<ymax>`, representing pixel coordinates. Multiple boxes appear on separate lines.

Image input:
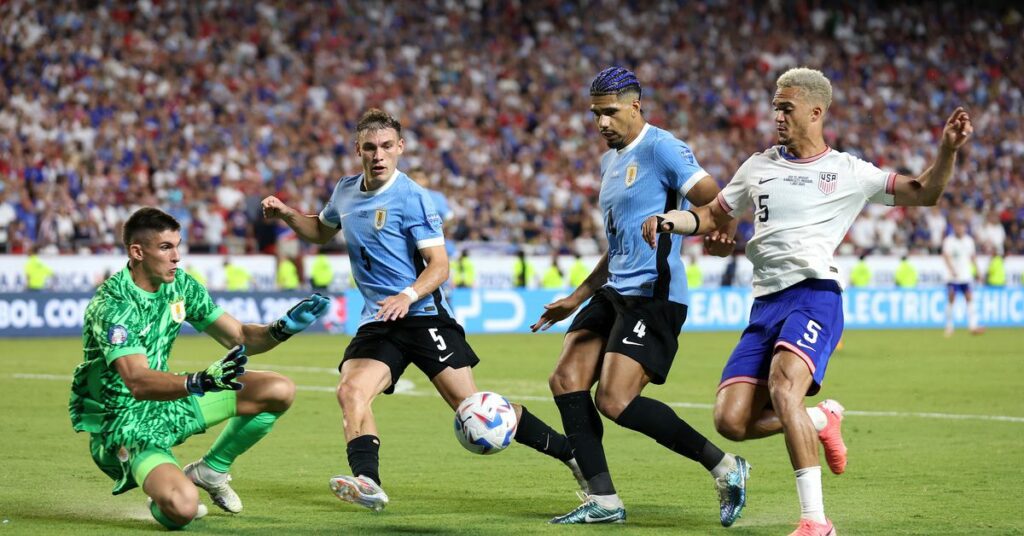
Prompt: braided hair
<box><xmin>589</xmin><ymin>67</ymin><xmax>642</xmax><ymax>98</ymax></box>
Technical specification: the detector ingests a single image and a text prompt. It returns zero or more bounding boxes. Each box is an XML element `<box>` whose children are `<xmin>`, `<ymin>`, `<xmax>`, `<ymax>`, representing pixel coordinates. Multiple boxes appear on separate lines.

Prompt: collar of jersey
<box><xmin>617</xmin><ymin>123</ymin><xmax>651</xmax><ymax>155</ymax></box>
<box><xmin>360</xmin><ymin>168</ymin><xmax>401</xmax><ymax>197</ymax></box>
<box><xmin>122</xmin><ymin>265</ymin><xmax>162</xmax><ymax>298</ymax></box>
<box><xmin>777</xmin><ymin>145</ymin><xmax>831</xmax><ymax>163</ymax></box>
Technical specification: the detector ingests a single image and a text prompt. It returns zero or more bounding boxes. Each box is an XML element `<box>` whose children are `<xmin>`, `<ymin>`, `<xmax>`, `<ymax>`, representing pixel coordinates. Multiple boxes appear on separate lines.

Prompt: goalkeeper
<box><xmin>69</xmin><ymin>207</ymin><xmax>330</xmax><ymax>530</ymax></box>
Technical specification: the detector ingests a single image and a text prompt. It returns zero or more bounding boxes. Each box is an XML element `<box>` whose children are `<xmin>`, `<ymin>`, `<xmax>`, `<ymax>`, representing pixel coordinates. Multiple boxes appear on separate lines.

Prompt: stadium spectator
<box><xmin>849</xmin><ymin>254</ymin><xmax>872</xmax><ymax>287</ymax></box>
<box><xmin>0</xmin><ymin>1</ymin><xmax>1019</xmax><ymax>257</ymax></box>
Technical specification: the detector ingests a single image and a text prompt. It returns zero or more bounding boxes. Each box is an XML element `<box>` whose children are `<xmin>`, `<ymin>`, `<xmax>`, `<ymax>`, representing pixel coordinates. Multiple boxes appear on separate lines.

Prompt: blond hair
<box><xmin>777</xmin><ymin>67</ymin><xmax>832</xmax><ymax>111</ymax></box>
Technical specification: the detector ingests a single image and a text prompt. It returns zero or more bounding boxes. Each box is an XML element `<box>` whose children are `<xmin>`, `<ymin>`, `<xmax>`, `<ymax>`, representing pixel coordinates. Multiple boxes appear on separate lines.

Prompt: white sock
<box><xmin>806</xmin><ymin>407</ymin><xmax>828</xmax><ymax>432</ymax></box>
<box><xmin>967</xmin><ymin>300</ymin><xmax>978</xmax><ymax>330</ymax></box>
<box><xmin>945</xmin><ymin>302</ymin><xmax>954</xmax><ymax>331</ymax></box>
<box><xmin>710</xmin><ymin>453</ymin><xmax>737</xmax><ymax>479</ymax></box>
<box><xmin>795</xmin><ymin>466</ymin><xmax>826</xmax><ymax>524</ymax></box>
<box><xmin>591</xmin><ymin>493</ymin><xmax>623</xmax><ymax>509</ymax></box>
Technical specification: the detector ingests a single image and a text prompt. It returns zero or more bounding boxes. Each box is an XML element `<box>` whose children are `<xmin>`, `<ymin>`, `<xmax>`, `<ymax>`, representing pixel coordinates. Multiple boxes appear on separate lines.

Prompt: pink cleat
<box><xmin>817</xmin><ymin>399</ymin><xmax>847</xmax><ymax>475</ymax></box>
<box><xmin>789</xmin><ymin>518</ymin><xmax>836</xmax><ymax>536</ymax></box>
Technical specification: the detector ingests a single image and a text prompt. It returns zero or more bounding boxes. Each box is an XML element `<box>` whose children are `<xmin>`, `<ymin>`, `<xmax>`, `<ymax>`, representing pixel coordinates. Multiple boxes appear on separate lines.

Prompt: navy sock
<box><xmin>514</xmin><ymin>406</ymin><xmax>574</xmax><ymax>462</ymax></box>
<box><xmin>346</xmin><ymin>434</ymin><xmax>381</xmax><ymax>485</ymax></box>
<box><xmin>554</xmin><ymin>391</ymin><xmax>616</xmax><ymax>495</ymax></box>
<box><xmin>616</xmin><ymin>396</ymin><xmax>725</xmax><ymax>471</ymax></box>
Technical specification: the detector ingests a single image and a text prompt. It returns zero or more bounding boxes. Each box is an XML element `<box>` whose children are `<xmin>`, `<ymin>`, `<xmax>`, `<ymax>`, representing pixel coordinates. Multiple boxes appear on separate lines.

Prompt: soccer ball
<box><xmin>453</xmin><ymin>391</ymin><xmax>518</xmax><ymax>455</ymax></box>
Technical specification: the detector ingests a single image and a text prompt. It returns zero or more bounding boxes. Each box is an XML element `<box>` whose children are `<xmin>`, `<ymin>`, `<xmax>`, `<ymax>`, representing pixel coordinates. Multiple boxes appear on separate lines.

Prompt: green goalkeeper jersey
<box><xmin>69</xmin><ymin>266</ymin><xmax>224</xmax><ymax>441</ymax></box>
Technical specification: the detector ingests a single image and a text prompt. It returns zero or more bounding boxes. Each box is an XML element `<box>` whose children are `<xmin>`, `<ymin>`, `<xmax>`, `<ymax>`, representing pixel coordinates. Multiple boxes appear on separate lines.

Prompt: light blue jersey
<box><xmin>599</xmin><ymin>123</ymin><xmax>709</xmax><ymax>304</ymax></box>
<box><xmin>427</xmin><ymin>189</ymin><xmax>457</xmax><ymax>258</ymax></box>
<box><xmin>319</xmin><ymin>170</ymin><xmax>452</xmax><ymax>325</ymax></box>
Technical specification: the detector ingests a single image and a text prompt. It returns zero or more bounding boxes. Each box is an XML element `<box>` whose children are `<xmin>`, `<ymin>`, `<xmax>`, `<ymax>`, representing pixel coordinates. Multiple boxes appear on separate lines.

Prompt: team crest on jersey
<box><xmin>170</xmin><ymin>298</ymin><xmax>186</xmax><ymax>323</ymax></box>
<box><xmin>374</xmin><ymin>209</ymin><xmax>387</xmax><ymax>230</ymax></box>
<box><xmin>107</xmin><ymin>325</ymin><xmax>128</xmax><ymax>345</ymax></box>
<box><xmin>625</xmin><ymin>163</ymin><xmax>639</xmax><ymax>187</ymax></box>
<box><xmin>818</xmin><ymin>172</ymin><xmax>838</xmax><ymax>195</ymax></box>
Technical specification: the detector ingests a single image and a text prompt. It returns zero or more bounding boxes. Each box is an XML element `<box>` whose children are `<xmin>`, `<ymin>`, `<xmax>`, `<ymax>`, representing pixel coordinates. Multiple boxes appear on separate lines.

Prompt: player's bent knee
<box><xmin>594</xmin><ymin>391</ymin><xmax>629</xmax><ymax>420</ymax></box>
<box><xmin>336</xmin><ymin>379</ymin><xmax>371</xmax><ymax>410</ymax></box>
<box><xmin>159</xmin><ymin>485</ymin><xmax>200</xmax><ymax>523</ymax></box>
<box><xmin>549</xmin><ymin>368</ymin><xmax>585</xmax><ymax>395</ymax></box>
<box><xmin>714</xmin><ymin>413</ymin><xmax>748</xmax><ymax>441</ymax></box>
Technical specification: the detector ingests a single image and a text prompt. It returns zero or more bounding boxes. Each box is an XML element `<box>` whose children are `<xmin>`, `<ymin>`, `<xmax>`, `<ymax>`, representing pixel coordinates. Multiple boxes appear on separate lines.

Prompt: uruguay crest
<box><xmin>818</xmin><ymin>172</ymin><xmax>838</xmax><ymax>195</ymax></box>
<box><xmin>374</xmin><ymin>209</ymin><xmax>387</xmax><ymax>230</ymax></box>
<box><xmin>170</xmin><ymin>298</ymin><xmax>186</xmax><ymax>323</ymax></box>
<box><xmin>625</xmin><ymin>163</ymin><xmax>639</xmax><ymax>187</ymax></box>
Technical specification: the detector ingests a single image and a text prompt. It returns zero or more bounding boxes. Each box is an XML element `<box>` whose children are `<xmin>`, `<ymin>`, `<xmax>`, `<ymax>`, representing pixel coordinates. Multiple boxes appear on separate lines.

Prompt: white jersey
<box><xmin>717</xmin><ymin>146</ymin><xmax>895</xmax><ymax>297</ymax></box>
<box><xmin>941</xmin><ymin>234</ymin><xmax>976</xmax><ymax>283</ymax></box>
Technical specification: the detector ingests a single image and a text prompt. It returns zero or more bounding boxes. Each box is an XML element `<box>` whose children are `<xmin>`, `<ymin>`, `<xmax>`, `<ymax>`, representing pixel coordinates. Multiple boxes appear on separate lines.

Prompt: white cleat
<box><xmin>184</xmin><ymin>461</ymin><xmax>242</xmax><ymax>514</ymax></box>
<box><xmin>329</xmin><ymin>474</ymin><xmax>389</xmax><ymax>512</ymax></box>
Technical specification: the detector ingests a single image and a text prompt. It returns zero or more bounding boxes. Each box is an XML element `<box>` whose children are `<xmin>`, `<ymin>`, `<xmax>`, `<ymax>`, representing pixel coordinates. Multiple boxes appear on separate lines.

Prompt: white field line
<box><xmin>15</xmin><ymin>372</ymin><xmax>1024</xmax><ymax>424</ymax></box>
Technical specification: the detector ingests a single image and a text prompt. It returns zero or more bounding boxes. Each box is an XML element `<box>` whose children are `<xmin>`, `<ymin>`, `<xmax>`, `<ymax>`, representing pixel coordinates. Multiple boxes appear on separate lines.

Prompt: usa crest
<box><xmin>818</xmin><ymin>172</ymin><xmax>838</xmax><ymax>195</ymax></box>
<box><xmin>625</xmin><ymin>163</ymin><xmax>639</xmax><ymax>187</ymax></box>
<box><xmin>170</xmin><ymin>298</ymin><xmax>186</xmax><ymax>323</ymax></box>
<box><xmin>374</xmin><ymin>209</ymin><xmax>387</xmax><ymax>230</ymax></box>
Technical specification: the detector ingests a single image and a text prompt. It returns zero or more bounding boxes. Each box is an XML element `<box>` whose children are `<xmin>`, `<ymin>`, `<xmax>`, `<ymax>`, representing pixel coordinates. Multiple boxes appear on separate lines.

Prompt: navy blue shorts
<box><xmin>947</xmin><ymin>282</ymin><xmax>971</xmax><ymax>295</ymax></box>
<box><xmin>720</xmin><ymin>279</ymin><xmax>844</xmax><ymax>396</ymax></box>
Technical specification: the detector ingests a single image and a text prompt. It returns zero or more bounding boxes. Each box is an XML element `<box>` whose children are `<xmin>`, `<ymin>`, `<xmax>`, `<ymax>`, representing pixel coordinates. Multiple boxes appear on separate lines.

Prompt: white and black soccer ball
<box><xmin>453</xmin><ymin>391</ymin><xmax>518</xmax><ymax>455</ymax></box>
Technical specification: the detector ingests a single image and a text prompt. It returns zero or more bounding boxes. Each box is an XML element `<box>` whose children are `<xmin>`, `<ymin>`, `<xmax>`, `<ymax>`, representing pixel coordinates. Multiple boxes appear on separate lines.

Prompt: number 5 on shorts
<box><xmin>428</xmin><ymin>328</ymin><xmax>447</xmax><ymax>350</ymax></box>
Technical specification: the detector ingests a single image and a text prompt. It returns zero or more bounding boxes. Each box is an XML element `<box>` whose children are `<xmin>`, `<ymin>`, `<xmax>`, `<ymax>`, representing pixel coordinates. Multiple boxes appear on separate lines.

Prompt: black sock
<box><xmin>615</xmin><ymin>396</ymin><xmax>725</xmax><ymax>471</ymax></box>
<box><xmin>514</xmin><ymin>406</ymin><xmax>573</xmax><ymax>462</ymax></box>
<box><xmin>554</xmin><ymin>391</ymin><xmax>615</xmax><ymax>495</ymax></box>
<box><xmin>347</xmin><ymin>435</ymin><xmax>381</xmax><ymax>485</ymax></box>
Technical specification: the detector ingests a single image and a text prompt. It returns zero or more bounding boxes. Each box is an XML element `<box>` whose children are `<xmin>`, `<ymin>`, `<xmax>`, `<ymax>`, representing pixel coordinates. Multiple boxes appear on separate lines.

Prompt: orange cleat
<box><xmin>817</xmin><ymin>399</ymin><xmax>847</xmax><ymax>475</ymax></box>
<box><xmin>789</xmin><ymin>518</ymin><xmax>836</xmax><ymax>536</ymax></box>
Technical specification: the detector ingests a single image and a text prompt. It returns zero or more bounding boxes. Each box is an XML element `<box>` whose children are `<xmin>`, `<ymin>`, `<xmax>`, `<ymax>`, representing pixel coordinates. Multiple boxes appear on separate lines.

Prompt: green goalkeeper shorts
<box><xmin>90</xmin><ymin>390</ymin><xmax>237</xmax><ymax>495</ymax></box>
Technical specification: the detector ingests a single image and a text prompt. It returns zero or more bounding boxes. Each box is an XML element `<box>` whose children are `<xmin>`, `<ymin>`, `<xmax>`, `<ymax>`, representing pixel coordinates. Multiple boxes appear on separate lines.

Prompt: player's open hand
<box><xmin>185</xmin><ymin>345</ymin><xmax>248</xmax><ymax>396</ymax></box>
<box><xmin>376</xmin><ymin>293</ymin><xmax>413</xmax><ymax>322</ymax></box>
<box><xmin>704</xmin><ymin>230</ymin><xmax>736</xmax><ymax>257</ymax></box>
<box><xmin>261</xmin><ymin>196</ymin><xmax>292</xmax><ymax>220</ymax></box>
<box><xmin>530</xmin><ymin>295</ymin><xmax>581</xmax><ymax>332</ymax></box>
<box><xmin>642</xmin><ymin>214</ymin><xmax>673</xmax><ymax>249</ymax></box>
<box><xmin>281</xmin><ymin>293</ymin><xmax>331</xmax><ymax>333</ymax></box>
<box><xmin>940</xmin><ymin>107</ymin><xmax>973</xmax><ymax>151</ymax></box>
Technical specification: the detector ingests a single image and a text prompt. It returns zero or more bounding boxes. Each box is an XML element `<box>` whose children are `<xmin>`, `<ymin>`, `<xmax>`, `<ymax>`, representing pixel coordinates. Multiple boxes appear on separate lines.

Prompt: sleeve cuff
<box><xmin>416</xmin><ymin>236</ymin><xmax>445</xmax><ymax>249</ymax></box>
<box><xmin>318</xmin><ymin>211</ymin><xmax>341</xmax><ymax>229</ymax></box>
<box><xmin>105</xmin><ymin>346</ymin><xmax>147</xmax><ymax>365</ymax></box>
<box><xmin>679</xmin><ymin>169</ymin><xmax>710</xmax><ymax>196</ymax></box>
<box><xmin>190</xmin><ymin>307</ymin><xmax>225</xmax><ymax>332</ymax></box>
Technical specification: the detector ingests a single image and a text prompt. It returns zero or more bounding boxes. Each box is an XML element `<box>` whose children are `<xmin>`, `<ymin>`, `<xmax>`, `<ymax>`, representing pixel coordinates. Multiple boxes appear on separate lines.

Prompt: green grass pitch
<box><xmin>1</xmin><ymin>328</ymin><xmax>1021</xmax><ymax>534</ymax></box>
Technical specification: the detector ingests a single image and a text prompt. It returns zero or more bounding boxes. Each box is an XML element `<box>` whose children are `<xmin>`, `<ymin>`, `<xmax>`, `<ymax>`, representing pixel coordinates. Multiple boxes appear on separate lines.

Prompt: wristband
<box><xmin>400</xmin><ymin>287</ymin><xmax>419</xmax><ymax>301</ymax></box>
<box><xmin>686</xmin><ymin>209</ymin><xmax>701</xmax><ymax>235</ymax></box>
<box><xmin>268</xmin><ymin>318</ymin><xmax>293</xmax><ymax>342</ymax></box>
<box><xmin>656</xmin><ymin>215</ymin><xmax>674</xmax><ymax>232</ymax></box>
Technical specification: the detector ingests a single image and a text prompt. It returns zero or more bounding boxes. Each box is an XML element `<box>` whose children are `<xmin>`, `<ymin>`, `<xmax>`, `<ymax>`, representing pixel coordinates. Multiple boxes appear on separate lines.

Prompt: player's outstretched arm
<box><xmin>892</xmin><ymin>107</ymin><xmax>973</xmax><ymax>207</ymax></box>
<box><xmin>683</xmin><ymin>176</ymin><xmax>738</xmax><ymax>257</ymax></box>
<box><xmin>113</xmin><ymin>345</ymin><xmax>248</xmax><ymax>400</ymax></box>
<box><xmin>375</xmin><ymin>244</ymin><xmax>449</xmax><ymax>322</ymax></box>
<box><xmin>530</xmin><ymin>252</ymin><xmax>608</xmax><ymax>332</ymax></box>
<box><xmin>204</xmin><ymin>293</ymin><xmax>331</xmax><ymax>354</ymax></box>
<box><xmin>261</xmin><ymin>195</ymin><xmax>339</xmax><ymax>244</ymax></box>
<box><xmin>642</xmin><ymin>201</ymin><xmax>733</xmax><ymax>248</ymax></box>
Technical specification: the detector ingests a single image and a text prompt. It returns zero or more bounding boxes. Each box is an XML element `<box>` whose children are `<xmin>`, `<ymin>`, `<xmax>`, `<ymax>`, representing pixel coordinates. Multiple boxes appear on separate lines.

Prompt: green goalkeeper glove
<box><xmin>185</xmin><ymin>345</ymin><xmax>248</xmax><ymax>397</ymax></box>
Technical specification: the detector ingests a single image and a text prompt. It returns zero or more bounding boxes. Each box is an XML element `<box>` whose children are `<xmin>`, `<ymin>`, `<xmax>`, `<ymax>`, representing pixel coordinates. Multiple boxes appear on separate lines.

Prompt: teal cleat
<box><xmin>715</xmin><ymin>456</ymin><xmax>750</xmax><ymax>527</ymax></box>
<box><xmin>549</xmin><ymin>494</ymin><xmax>626</xmax><ymax>524</ymax></box>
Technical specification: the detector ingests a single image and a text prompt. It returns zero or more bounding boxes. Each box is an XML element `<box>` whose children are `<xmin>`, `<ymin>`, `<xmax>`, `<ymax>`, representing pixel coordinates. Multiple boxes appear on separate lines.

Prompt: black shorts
<box><xmin>342</xmin><ymin>316</ymin><xmax>480</xmax><ymax>394</ymax></box>
<box><xmin>567</xmin><ymin>287</ymin><xmax>688</xmax><ymax>385</ymax></box>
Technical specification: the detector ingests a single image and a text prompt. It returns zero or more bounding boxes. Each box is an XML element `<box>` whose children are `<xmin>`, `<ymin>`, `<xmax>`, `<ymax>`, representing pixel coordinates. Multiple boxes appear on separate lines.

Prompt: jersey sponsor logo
<box><xmin>170</xmin><ymin>298</ymin><xmax>186</xmax><ymax>323</ymax></box>
<box><xmin>439</xmin><ymin>351</ymin><xmax>454</xmax><ymax>362</ymax></box>
<box><xmin>139</xmin><ymin>323</ymin><xmax>153</xmax><ymax>336</ymax></box>
<box><xmin>621</xmin><ymin>337</ymin><xmax>644</xmax><ymax>347</ymax></box>
<box><xmin>107</xmin><ymin>325</ymin><xmax>128</xmax><ymax>345</ymax></box>
<box><xmin>796</xmin><ymin>339</ymin><xmax>815</xmax><ymax>350</ymax></box>
<box><xmin>374</xmin><ymin>208</ymin><xmax>387</xmax><ymax>230</ymax></box>
<box><xmin>818</xmin><ymin>172</ymin><xmax>838</xmax><ymax>195</ymax></box>
<box><xmin>758</xmin><ymin>177</ymin><xmax>780</xmax><ymax>184</ymax></box>
<box><xmin>625</xmin><ymin>163</ymin><xmax>639</xmax><ymax>187</ymax></box>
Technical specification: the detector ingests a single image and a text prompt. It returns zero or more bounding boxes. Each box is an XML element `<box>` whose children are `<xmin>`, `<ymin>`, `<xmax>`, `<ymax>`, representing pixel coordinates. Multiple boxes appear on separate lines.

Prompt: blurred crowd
<box><xmin>1</xmin><ymin>0</ymin><xmax>1021</xmax><ymax>258</ymax></box>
